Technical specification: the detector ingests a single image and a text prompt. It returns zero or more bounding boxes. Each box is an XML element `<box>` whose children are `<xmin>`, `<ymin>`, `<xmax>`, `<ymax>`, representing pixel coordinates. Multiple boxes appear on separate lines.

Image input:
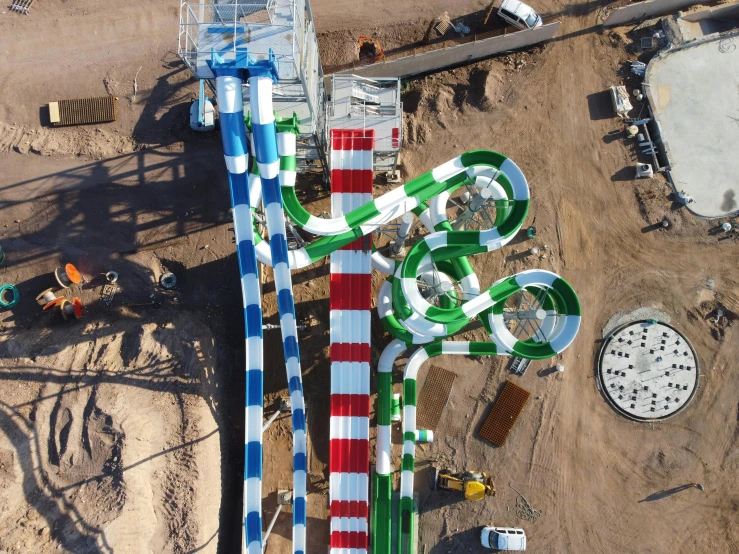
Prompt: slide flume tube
<box><xmin>249</xmin><ymin>150</ymin><xmax>530</xmax><ymax>271</ymax></box>
<box><xmin>245</xmin><ymin>139</ymin><xmax>580</xmax><ymax>552</ymax></box>
<box><xmin>249</xmin><ymin>73</ymin><xmax>308</xmax><ymax>554</ymax></box>
<box><xmin>210</xmin><ymin>68</ymin><xmax>264</xmax><ymax>553</ymax></box>
<box><xmin>209</xmin><ymin>49</ymin><xmax>310</xmax><ymax>554</ymax></box>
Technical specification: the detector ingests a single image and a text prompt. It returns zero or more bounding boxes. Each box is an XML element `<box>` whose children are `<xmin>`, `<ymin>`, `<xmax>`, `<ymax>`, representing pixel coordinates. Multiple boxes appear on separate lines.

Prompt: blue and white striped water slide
<box><xmin>209</xmin><ymin>51</ymin><xmax>307</xmax><ymax>554</ymax></box>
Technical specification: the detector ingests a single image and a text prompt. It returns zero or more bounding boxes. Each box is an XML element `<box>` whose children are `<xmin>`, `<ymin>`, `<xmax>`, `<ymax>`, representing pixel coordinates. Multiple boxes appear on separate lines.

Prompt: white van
<box><xmin>497</xmin><ymin>0</ymin><xmax>543</xmax><ymax>30</ymax></box>
<box><xmin>481</xmin><ymin>526</ymin><xmax>527</xmax><ymax>550</ymax></box>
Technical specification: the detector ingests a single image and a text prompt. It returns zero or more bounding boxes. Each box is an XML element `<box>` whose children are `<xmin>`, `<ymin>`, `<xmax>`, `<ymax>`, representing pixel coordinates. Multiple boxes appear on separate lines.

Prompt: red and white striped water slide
<box><xmin>329</xmin><ymin>129</ymin><xmax>374</xmax><ymax>554</ymax></box>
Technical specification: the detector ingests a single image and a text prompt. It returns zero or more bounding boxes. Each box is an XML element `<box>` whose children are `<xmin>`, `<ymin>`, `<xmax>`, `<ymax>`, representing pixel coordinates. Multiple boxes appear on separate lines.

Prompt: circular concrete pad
<box><xmin>598</xmin><ymin>321</ymin><xmax>699</xmax><ymax>421</ymax></box>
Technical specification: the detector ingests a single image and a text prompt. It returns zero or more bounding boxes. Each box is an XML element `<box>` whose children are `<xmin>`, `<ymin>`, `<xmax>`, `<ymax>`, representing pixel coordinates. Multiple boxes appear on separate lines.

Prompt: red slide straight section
<box><xmin>328</xmin><ymin>129</ymin><xmax>374</xmax><ymax>554</ymax></box>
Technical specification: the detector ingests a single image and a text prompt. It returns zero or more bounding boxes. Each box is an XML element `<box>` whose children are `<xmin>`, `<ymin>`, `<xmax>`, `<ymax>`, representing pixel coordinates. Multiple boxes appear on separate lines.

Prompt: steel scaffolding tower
<box><xmin>178</xmin><ymin>0</ymin><xmax>329</xmax><ymax>176</ymax></box>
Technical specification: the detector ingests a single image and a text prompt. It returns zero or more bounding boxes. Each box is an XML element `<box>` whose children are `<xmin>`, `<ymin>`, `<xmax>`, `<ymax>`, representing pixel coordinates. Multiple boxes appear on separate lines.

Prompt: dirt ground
<box><xmin>1</xmin><ymin>0</ymin><xmax>738</xmax><ymax>553</ymax></box>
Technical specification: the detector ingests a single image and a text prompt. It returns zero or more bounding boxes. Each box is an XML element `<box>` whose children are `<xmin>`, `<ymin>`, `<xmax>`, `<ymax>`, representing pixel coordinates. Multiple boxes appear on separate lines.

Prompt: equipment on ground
<box><xmin>677</xmin><ymin>190</ymin><xmax>695</xmax><ymax>205</ymax></box>
<box><xmin>10</xmin><ymin>0</ymin><xmax>34</xmax><ymax>15</ymax></box>
<box><xmin>423</xmin><ymin>12</ymin><xmax>453</xmax><ymax>42</ymax></box>
<box><xmin>434</xmin><ymin>468</ymin><xmax>496</xmax><ymax>501</ymax></box>
<box><xmin>190</xmin><ymin>79</ymin><xmax>215</xmax><ymax>132</ymax></box>
<box><xmin>416</xmin><ymin>366</ymin><xmax>456</xmax><ymax>431</ymax></box>
<box><xmin>631</xmin><ymin>60</ymin><xmax>647</xmax><ymax>76</ymax></box>
<box><xmin>609</xmin><ymin>86</ymin><xmax>633</xmax><ymax>119</ymax></box>
<box><xmin>511</xmin><ymin>357</ymin><xmax>531</xmax><ymax>376</ymax></box>
<box><xmin>160</xmin><ymin>272</ymin><xmax>177</xmax><ymax>289</ymax></box>
<box><xmin>479</xmin><ymin>381</ymin><xmax>531</xmax><ymax>446</ymax></box>
<box><xmin>124</xmin><ymin>300</ymin><xmax>162</xmax><ymax>309</ymax></box>
<box><xmin>510</xmin><ymin>356</ymin><xmax>531</xmax><ymax>376</ymax></box>
<box><xmin>421</xmin><ymin>11</ymin><xmax>469</xmax><ymax>42</ymax></box>
<box><xmin>636</xmin><ymin>163</ymin><xmax>653</xmax><ymax>178</ymax></box>
<box><xmin>41</xmin><ymin>293</ymin><xmax>83</xmax><ymax>320</ymax></box>
<box><xmin>510</xmin><ymin>484</ymin><xmax>542</xmax><ymax>522</ymax></box>
<box><xmin>55</xmin><ymin>263</ymin><xmax>82</xmax><ymax>288</ymax></box>
<box><xmin>641</xmin><ymin>36</ymin><xmax>655</xmax><ymax>50</ymax></box>
<box><xmin>0</xmin><ymin>284</ymin><xmax>19</xmax><ymax>309</ymax></box>
<box><xmin>358</xmin><ymin>36</ymin><xmax>385</xmax><ymax>64</ymax></box>
<box><xmin>100</xmin><ymin>272</ymin><xmax>119</xmax><ymax>305</ymax></box>
<box><xmin>60</xmin><ymin>298</ymin><xmax>84</xmax><ymax>320</ymax></box>
<box><xmin>36</xmin><ymin>288</ymin><xmax>59</xmax><ymax>306</ymax></box>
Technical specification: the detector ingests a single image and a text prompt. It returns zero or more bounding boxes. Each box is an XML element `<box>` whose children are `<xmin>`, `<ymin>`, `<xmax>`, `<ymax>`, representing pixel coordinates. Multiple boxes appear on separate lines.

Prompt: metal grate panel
<box><xmin>10</xmin><ymin>0</ymin><xmax>34</xmax><ymax>14</ymax></box>
<box><xmin>416</xmin><ymin>366</ymin><xmax>456</xmax><ymax>431</ymax></box>
<box><xmin>479</xmin><ymin>381</ymin><xmax>530</xmax><ymax>446</ymax></box>
<box><xmin>48</xmin><ymin>96</ymin><xmax>118</xmax><ymax>127</ymax></box>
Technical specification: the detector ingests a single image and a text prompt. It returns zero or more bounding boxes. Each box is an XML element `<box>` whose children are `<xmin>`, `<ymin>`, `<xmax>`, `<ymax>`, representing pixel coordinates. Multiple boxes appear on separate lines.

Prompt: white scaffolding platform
<box><xmin>329</xmin><ymin>75</ymin><xmax>403</xmax><ymax>173</ymax></box>
<box><xmin>178</xmin><ymin>0</ymin><xmax>328</xmax><ymax>175</ymax></box>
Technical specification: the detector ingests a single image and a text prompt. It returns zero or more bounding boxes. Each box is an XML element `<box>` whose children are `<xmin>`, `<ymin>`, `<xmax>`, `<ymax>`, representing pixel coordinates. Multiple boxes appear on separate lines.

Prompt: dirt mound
<box><xmin>0</xmin><ymin>120</ymin><xmax>138</xmax><ymax>160</ymax></box>
<box><xmin>317</xmin><ymin>30</ymin><xmax>358</xmax><ymax>68</ymax></box>
<box><xmin>0</xmin><ymin>313</ymin><xmax>221</xmax><ymax>553</ymax></box>
<box><xmin>429</xmin><ymin>86</ymin><xmax>456</xmax><ymax>115</ymax></box>
<box><xmin>474</xmin><ymin>67</ymin><xmax>505</xmax><ymax>110</ymax></box>
<box><xmin>403</xmin><ymin>62</ymin><xmax>507</xmax><ymax>144</ymax></box>
<box><xmin>318</xmin><ymin>21</ymin><xmax>427</xmax><ymax>69</ymax></box>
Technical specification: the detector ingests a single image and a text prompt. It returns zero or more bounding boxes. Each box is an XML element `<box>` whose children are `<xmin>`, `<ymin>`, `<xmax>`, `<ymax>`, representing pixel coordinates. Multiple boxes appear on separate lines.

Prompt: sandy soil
<box><xmin>311</xmin><ymin>0</ymin><xmax>488</xmax><ymax>32</ymax></box>
<box><xmin>1</xmin><ymin>0</ymin><xmax>738</xmax><ymax>553</ymax></box>
<box><xmin>0</xmin><ymin>314</ymin><xmax>221</xmax><ymax>553</ymax></box>
<box><xmin>396</xmin><ymin>9</ymin><xmax>739</xmax><ymax>554</ymax></box>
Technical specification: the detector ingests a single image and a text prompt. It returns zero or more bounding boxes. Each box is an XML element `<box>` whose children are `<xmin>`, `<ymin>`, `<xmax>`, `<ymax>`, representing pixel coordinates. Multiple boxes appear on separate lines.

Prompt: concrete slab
<box><xmin>598</xmin><ymin>321</ymin><xmax>699</xmax><ymax>421</ymax></box>
<box><xmin>645</xmin><ymin>32</ymin><xmax>739</xmax><ymax>217</ymax></box>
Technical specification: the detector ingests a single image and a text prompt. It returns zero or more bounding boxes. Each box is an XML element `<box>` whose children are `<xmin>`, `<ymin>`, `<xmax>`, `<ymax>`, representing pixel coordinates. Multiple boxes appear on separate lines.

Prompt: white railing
<box><xmin>177</xmin><ymin>0</ymin><xmax>328</xmax><ymax>157</ymax></box>
<box><xmin>351</xmin><ymin>83</ymin><xmax>380</xmax><ymax>104</ymax></box>
<box><xmin>178</xmin><ymin>0</ymin><xmax>281</xmax><ymax>74</ymax></box>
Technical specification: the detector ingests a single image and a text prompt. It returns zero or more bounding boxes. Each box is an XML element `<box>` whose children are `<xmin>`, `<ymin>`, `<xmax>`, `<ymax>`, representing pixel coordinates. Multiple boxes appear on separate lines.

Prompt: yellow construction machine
<box><xmin>434</xmin><ymin>468</ymin><xmax>496</xmax><ymax>501</ymax></box>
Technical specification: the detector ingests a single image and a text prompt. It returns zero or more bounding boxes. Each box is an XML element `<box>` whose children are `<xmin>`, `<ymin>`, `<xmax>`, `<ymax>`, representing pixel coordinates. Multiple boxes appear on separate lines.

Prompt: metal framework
<box><xmin>329</xmin><ymin>74</ymin><xmax>403</xmax><ymax>172</ymax></box>
<box><xmin>178</xmin><ymin>0</ymin><xmax>329</xmax><ymax>175</ymax></box>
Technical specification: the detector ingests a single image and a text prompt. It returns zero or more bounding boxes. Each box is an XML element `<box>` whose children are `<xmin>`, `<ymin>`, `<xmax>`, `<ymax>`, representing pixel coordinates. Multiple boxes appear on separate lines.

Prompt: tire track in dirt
<box><xmin>0</xmin><ymin>121</ymin><xmax>137</xmax><ymax>159</ymax></box>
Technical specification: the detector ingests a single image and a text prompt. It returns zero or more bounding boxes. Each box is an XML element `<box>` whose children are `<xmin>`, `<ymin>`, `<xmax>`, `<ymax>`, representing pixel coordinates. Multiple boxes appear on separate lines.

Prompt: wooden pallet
<box><xmin>10</xmin><ymin>0</ymin><xmax>34</xmax><ymax>14</ymax></box>
<box><xmin>479</xmin><ymin>381</ymin><xmax>530</xmax><ymax>446</ymax></box>
<box><xmin>434</xmin><ymin>18</ymin><xmax>452</xmax><ymax>36</ymax></box>
<box><xmin>416</xmin><ymin>366</ymin><xmax>456</xmax><ymax>431</ymax></box>
<box><xmin>48</xmin><ymin>96</ymin><xmax>118</xmax><ymax>127</ymax></box>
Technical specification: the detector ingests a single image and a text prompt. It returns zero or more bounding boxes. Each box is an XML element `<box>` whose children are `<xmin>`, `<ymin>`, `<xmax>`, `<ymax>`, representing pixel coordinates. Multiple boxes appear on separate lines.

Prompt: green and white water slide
<box><xmin>252</xmin><ymin>118</ymin><xmax>580</xmax><ymax>554</ymax></box>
